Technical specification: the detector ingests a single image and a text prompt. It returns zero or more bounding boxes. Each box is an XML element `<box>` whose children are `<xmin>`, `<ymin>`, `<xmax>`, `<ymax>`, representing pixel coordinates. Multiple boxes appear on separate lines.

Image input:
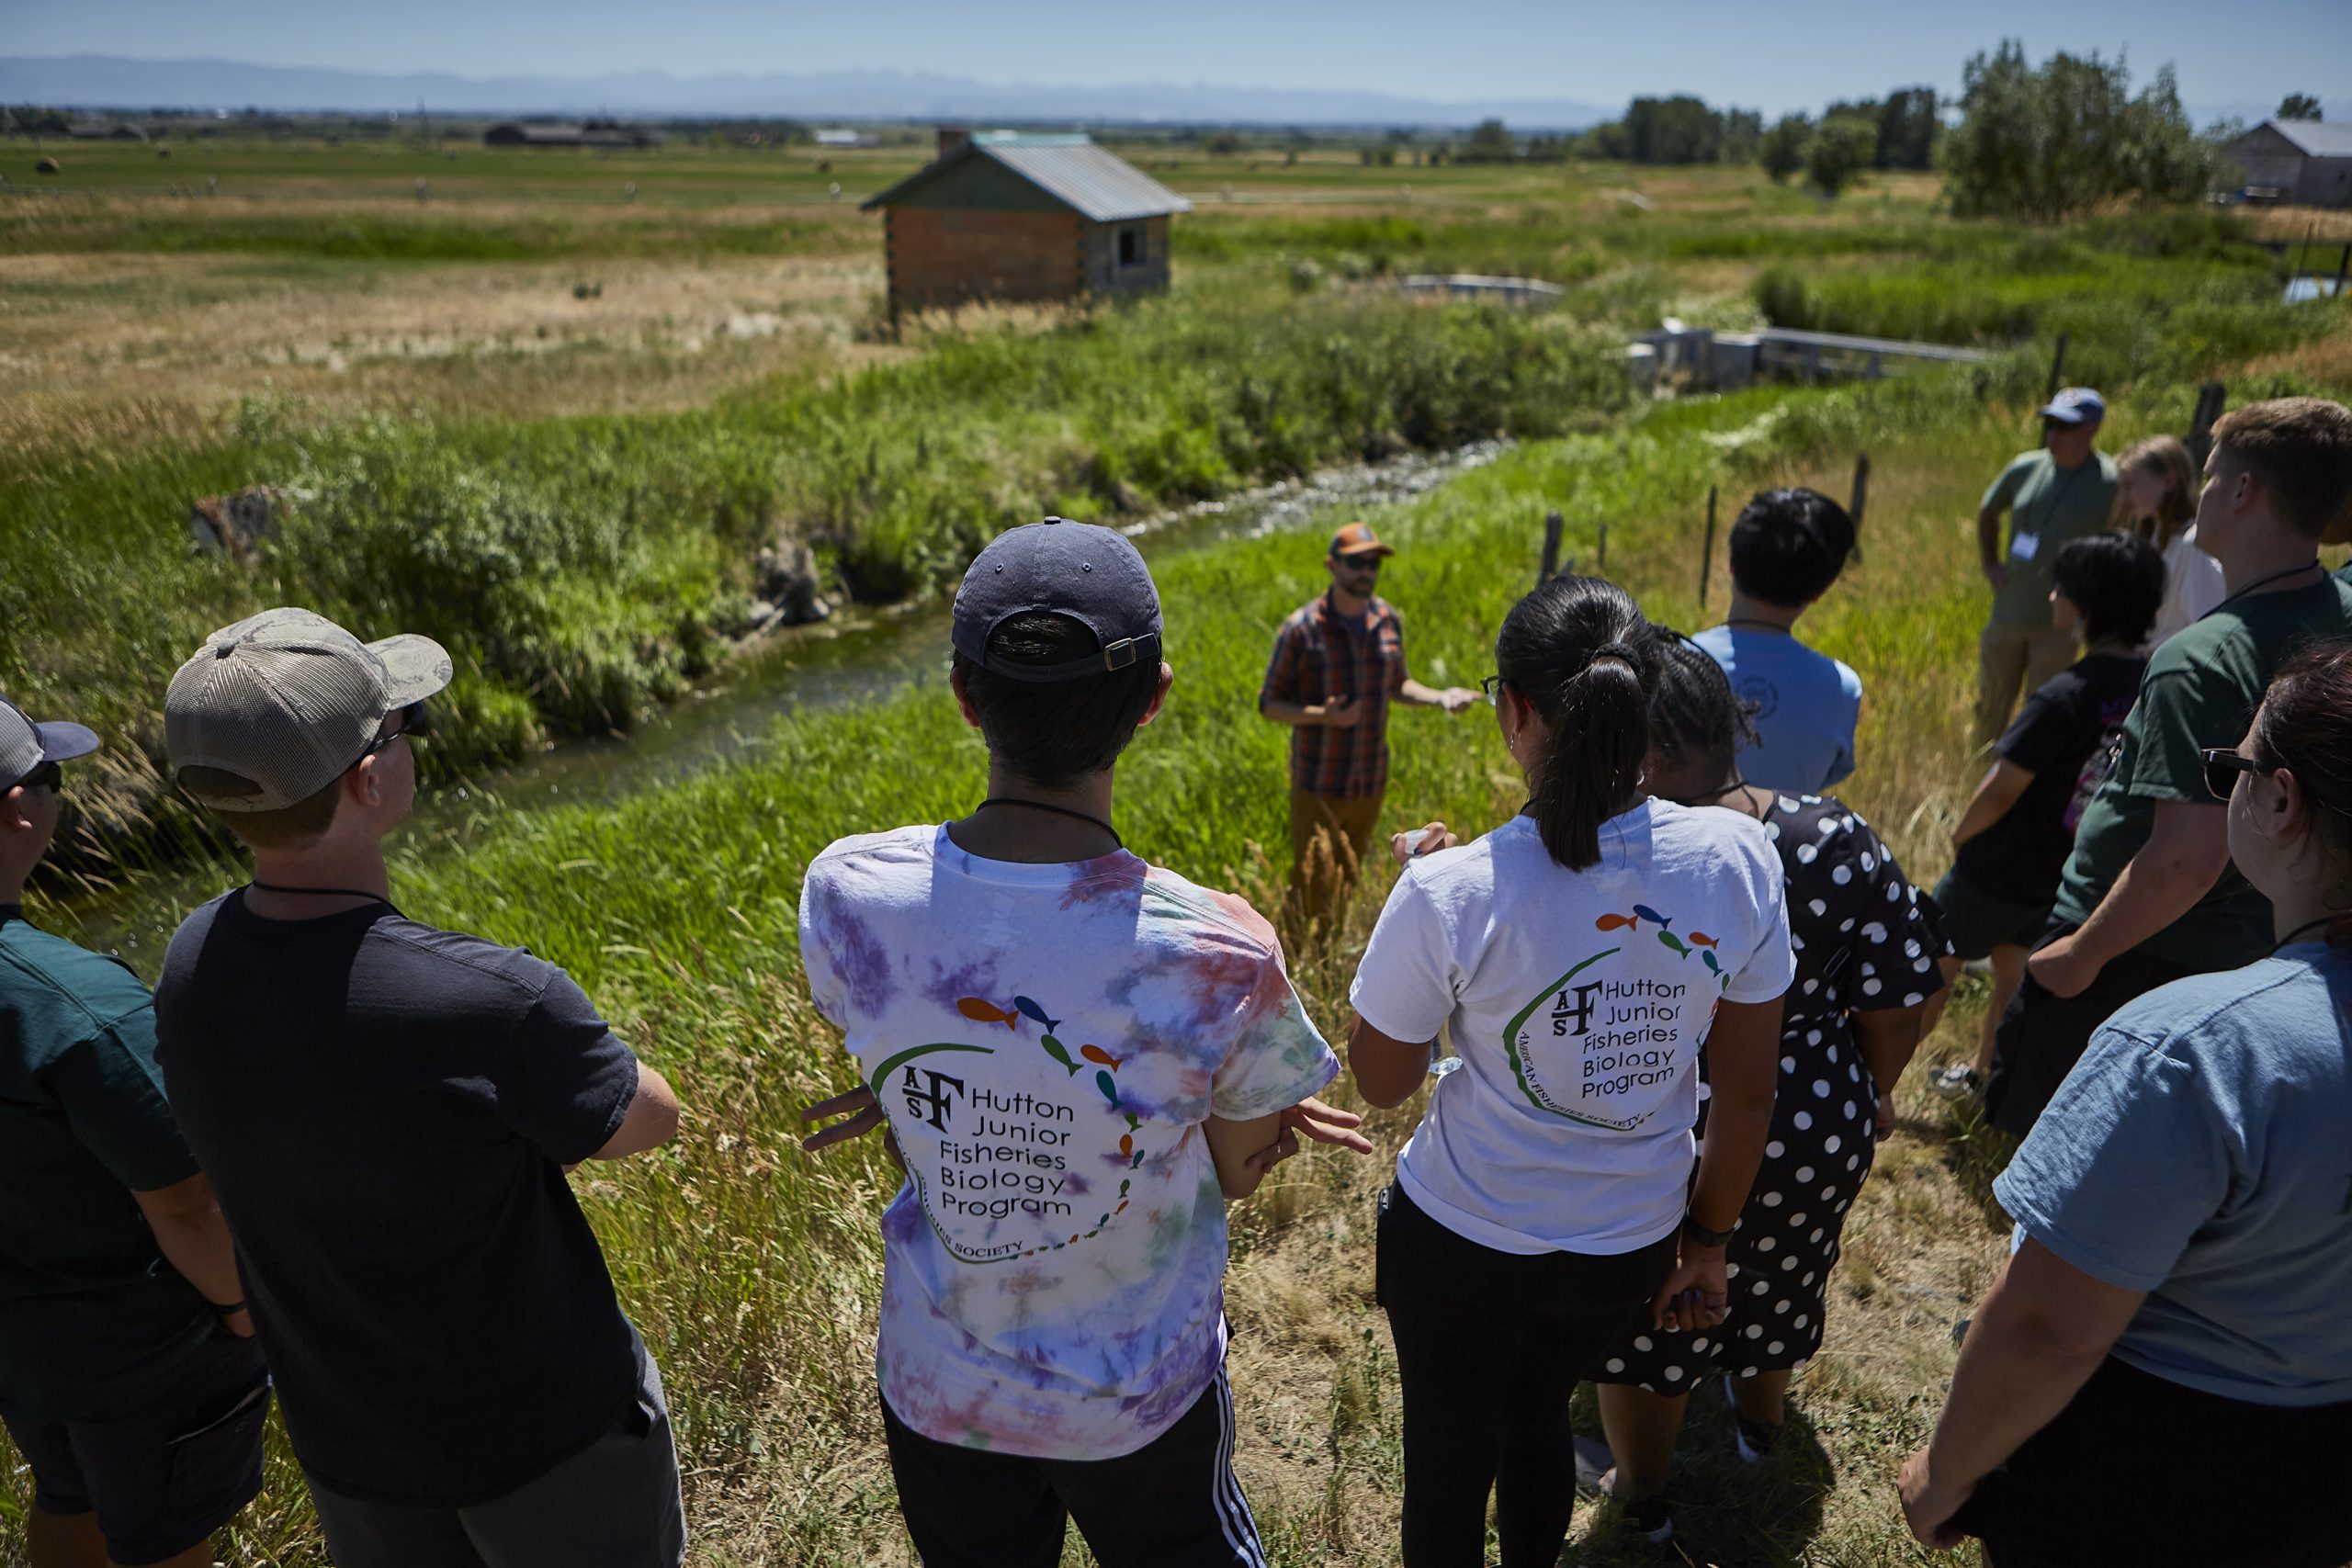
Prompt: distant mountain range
<box><xmin>0</xmin><ymin>54</ymin><xmax>1613</xmax><ymax>130</ymax></box>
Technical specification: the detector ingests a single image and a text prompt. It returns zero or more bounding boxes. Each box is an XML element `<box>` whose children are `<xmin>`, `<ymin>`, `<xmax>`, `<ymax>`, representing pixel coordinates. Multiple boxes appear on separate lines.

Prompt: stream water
<box><xmin>65</xmin><ymin>440</ymin><xmax>1508</xmax><ymax>962</ymax></box>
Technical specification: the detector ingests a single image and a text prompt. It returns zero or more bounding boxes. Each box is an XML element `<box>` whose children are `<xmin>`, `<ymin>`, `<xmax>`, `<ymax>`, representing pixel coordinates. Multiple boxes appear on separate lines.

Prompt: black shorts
<box><xmin>1983</xmin><ymin>922</ymin><xmax>2191</xmax><ymax>1141</ymax></box>
<box><xmin>879</xmin><ymin>1359</ymin><xmax>1264</xmax><ymax>1568</ymax></box>
<box><xmin>0</xmin><ymin>1327</ymin><xmax>270</xmax><ymax>1567</ymax></box>
<box><xmin>1954</xmin><ymin>1355</ymin><xmax>2352</xmax><ymax>1568</ymax></box>
<box><xmin>306</xmin><ymin>1325</ymin><xmax>684</xmax><ymax>1568</ymax></box>
<box><xmin>1931</xmin><ymin>868</ymin><xmax>2049</xmax><ymax>962</ymax></box>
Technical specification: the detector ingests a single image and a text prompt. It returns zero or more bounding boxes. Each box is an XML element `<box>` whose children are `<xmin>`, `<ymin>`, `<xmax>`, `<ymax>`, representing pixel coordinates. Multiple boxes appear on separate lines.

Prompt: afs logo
<box><xmin>900</xmin><ymin>1066</ymin><xmax>967</xmax><ymax>1132</ymax></box>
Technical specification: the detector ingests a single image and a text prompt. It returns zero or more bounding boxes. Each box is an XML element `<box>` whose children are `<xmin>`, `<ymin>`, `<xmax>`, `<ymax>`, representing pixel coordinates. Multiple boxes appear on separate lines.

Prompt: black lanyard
<box><xmin>2203</xmin><ymin>560</ymin><xmax>2324</xmax><ymax>620</ymax></box>
<box><xmin>974</xmin><ymin>798</ymin><xmax>1123</xmax><ymax>849</ymax></box>
<box><xmin>251</xmin><ymin>882</ymin><xmax>390</xmax><ymax>902</ymax></box>
<box><xmin>2033</xmin><ymin>457</ymin><xmax>2091</xmax><ymax>531</ymax></box>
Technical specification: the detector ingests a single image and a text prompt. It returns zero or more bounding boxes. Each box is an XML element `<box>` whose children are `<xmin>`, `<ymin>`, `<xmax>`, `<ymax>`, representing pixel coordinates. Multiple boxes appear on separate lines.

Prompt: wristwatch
<box><xmin>1682</xmin><ymin>1216</ymin><xmax>1736</xmax><ymax>1248</ymax></box>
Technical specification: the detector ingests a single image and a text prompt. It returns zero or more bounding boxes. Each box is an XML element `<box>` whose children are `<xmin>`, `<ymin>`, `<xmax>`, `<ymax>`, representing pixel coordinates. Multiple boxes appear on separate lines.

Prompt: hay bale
<box><xmin>35</xmin><ymin>156</ymin><xmax>61</xmax><ymax>175</ymax></box>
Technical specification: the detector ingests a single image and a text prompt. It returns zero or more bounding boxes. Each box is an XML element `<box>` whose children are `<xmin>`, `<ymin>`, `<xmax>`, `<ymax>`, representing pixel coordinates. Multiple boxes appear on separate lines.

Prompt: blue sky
<box><xmin>11</xmin><ymin>0</ymin><xmax>2349</xmax><ymax>117</ymax></box>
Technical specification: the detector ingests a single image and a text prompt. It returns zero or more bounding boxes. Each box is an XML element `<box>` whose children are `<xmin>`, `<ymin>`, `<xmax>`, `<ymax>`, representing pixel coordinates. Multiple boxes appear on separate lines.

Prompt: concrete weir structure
<box><xmin>1632</xmin><ymin>319</ymin><xmax>1988</xmax><ymax>393</ymax></box>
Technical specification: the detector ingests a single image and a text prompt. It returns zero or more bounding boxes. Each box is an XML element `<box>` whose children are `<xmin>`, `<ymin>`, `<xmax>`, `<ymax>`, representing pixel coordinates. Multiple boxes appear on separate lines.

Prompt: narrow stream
<box><xmin>64</xmin><ymin>440</ymin><xmax>1508</xmax><ymax>962</ymax></box>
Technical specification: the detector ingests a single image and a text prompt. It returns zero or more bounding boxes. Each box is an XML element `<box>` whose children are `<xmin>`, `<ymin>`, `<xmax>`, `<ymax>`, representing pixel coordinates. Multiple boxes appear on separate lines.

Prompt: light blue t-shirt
<box><xmin>1691</xmin><ymin>625</ymin><xmax>1862</xmax><ymax>796</ymax></box>
<box><xmin>1995</xmin><ymin>943</ymin><xmax>2352</xmax><ymax>1406</ymax></box>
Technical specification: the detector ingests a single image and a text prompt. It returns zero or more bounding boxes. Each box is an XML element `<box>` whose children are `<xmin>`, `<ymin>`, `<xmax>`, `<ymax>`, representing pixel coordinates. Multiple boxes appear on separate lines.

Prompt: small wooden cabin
<box><xmin>2224</xmin><ymin>120</ymin><xmax>2352</xmax><ymax>209</ymax></box>
<box><xmin>862</xmin><ymin>130</ymin><xmax>1190</xmax><ymax>314</ymax></box>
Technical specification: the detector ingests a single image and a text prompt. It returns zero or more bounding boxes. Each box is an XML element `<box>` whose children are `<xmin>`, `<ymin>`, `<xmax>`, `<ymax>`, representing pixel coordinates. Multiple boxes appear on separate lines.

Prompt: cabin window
<box><xmin>1118</xmin><ymin>224</ymin><xmax>1144</xmax><ymax>267</ymax></box>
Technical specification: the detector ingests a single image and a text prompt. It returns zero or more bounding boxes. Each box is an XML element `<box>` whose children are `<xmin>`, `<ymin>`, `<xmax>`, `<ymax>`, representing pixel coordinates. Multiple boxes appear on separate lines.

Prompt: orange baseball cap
<box><xmin>1329</xmin><ymin>522</ymin><xmax>1396</xmax><ymax>558</ymax></box>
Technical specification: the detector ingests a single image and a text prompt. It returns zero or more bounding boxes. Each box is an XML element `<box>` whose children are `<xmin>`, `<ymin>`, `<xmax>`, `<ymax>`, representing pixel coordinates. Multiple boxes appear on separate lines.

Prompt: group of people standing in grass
<box><xmin>3</xmin><ymin>394</ymin><xmax>2348</xmax><ymax>1568</ymax></box>
<box><xmin>3</xmin><ymin>616</ymin><xmax>687</xmax><ymax>1568</ymax></box>
<box><xmin>1897</xmin><ymin>391</ymin><xmax>2352</xmax><ymax>1566</ymax></box>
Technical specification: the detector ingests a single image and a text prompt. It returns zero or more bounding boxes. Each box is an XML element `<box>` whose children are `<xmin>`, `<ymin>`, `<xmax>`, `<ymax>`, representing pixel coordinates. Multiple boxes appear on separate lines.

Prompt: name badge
<box><xmin>2009</xmin><ymin>532</ymin><xmax>2041</xmax><ymax>562</ymax></box>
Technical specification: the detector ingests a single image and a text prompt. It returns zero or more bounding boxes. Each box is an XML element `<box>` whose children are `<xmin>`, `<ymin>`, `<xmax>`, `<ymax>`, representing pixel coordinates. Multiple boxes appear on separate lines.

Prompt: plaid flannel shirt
<box><xmin>1260</xmin><ymin>592</ymin><xmax>1408</xmax><ymax>798</ymax></box>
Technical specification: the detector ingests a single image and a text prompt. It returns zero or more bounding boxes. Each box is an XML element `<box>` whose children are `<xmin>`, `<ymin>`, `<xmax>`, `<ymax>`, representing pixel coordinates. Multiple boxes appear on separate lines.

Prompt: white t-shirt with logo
<box><xmin>799</xmin><ymin>825</ymin><xmax>1338</xmax><ymax>1461</ymax></box>
<box><xmin>1351</xmin><ymin>802</ymin><xmax>1794</xmax><ymax>1256</ymax></box>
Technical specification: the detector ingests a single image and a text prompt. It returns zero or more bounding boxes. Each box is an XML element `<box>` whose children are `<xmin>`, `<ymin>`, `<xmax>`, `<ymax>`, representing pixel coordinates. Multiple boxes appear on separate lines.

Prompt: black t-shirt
<box><xmin>153</xmin><ymin>892</ymin><xmax>641</xmax><ymax>1505</ymax></box>
<box><xmin>1954</xmin><ymin>651</ymin><xmax>2147</xmax><ymax>907</ymax></box>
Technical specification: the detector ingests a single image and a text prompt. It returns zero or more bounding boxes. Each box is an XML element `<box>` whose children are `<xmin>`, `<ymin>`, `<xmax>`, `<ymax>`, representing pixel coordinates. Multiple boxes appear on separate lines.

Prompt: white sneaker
<box><xmin>1597</xmin><ymin>1469</ymin><xmax>1674</xmax><ymax>1547</ymax></box>
<box><xmin>1930</xmin><ymin>1062</ymin><xmax>1983</xmax><ymax>1100</ymax></box>
<box><xmin>1724</xmin><ymin>1374</ymin><xmax>1779</xmax><ymax>1464</ymax></box>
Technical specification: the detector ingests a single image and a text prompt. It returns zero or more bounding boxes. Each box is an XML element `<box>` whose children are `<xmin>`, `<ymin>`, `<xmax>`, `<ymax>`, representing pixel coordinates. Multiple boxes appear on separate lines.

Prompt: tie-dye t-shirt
<box><xmin>1351</xmin><ymin>802</ymin><xmax>1793</xmax><ymax>1256</ymax></box>
<box><xmin>798</xmin><ymin>824</ymin><xmax>1338</xmax><ymax>1461</ymax></box>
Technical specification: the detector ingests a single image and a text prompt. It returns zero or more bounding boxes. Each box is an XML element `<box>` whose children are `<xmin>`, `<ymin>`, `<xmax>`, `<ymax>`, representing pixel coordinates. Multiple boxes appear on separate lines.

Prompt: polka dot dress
<box><xmin>1591</xmin><ymin>795</ymin><xmax>1953</xmax><ymax>1394</ymax></box>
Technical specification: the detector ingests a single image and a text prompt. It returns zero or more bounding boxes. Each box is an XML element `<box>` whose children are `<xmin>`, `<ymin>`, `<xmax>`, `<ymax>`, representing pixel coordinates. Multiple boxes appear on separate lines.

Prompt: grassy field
<box><xmin>6</xmin><ymin>141</ymin><xmax>2352</xmax><ymax>1563</ymax></box>
<box><xmin>4</xmin><ymin>148</ymin><xmax>2327</xmax><ymax>887</ymax></box>
<box><xmin>17</xmin><ymin>344</ymin><xmax>2351</xmax><ymax>1566</ymax></box>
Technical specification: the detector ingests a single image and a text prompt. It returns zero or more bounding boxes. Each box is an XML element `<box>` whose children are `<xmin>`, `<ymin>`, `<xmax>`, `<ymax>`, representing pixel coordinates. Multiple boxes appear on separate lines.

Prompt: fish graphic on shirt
<box><xmin>1013</xmin><ymin>995</ymin><xmax>1063</xmax><ymax>1032</ymax></box>
<box><xmin>956</xmin><ymin>998</ymin><xmax>1022</xmax><ymax>1030</ymax></box>
<box><xmin>1038</xmin><ymin>1034</ymin><xmax>1082</xmax><ymax>1077</ymax></box>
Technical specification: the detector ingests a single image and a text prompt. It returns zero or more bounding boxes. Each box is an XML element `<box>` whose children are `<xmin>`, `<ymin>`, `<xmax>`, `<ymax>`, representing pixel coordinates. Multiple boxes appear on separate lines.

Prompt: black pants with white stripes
<box><xmin>879</xmin><ymin>1359</ymin><xmax>1265</xmax><ymax>1568</ymax></box>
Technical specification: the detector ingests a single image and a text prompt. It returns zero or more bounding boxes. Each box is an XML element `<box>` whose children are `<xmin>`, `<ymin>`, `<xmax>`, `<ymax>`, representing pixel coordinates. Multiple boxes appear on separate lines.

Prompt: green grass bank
<box><xmin>17</xmin><ymin>307</ymin><xmax>2347</xmax><ymax>1562</ymax></box>
<box><xmin>5</xmin><ymin>288</ymin><xmax>1629</xmax><ymax>883</ymax></box>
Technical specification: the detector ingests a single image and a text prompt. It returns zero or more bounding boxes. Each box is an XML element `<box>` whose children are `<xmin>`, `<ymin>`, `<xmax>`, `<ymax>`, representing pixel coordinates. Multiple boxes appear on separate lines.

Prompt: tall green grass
<box><xmin>2</xmin><ymin>289</ymin><xmax>1627</xmax><ymax>879</ymax></box>
<box><xmin>10</xmin><ymin>305</ymin><xmax>2350</xmax><ymax>1563</ymax></box>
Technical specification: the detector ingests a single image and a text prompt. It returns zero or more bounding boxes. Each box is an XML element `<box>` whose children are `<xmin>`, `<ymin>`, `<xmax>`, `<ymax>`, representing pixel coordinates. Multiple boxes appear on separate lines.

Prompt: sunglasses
<box><xmin>2201</xmin><ymin>747</ymin><xmax>2264</xmax><ymax>802</ymax></box>
<box><xmin>7</xmin><ymin>761</ymin><xmax>62</xmax><ymax>795</ymax></box>
<box><xmin>348</xmin><ymin>703</ymin><xmax>430</xmax><ymax>770</ymax></box>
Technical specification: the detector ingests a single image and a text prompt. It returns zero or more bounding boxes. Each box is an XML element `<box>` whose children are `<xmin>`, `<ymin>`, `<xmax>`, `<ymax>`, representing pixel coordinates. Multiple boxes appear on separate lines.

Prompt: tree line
<box><xmin>1444</xmin><ymin>46</ymin><xmax>2331</xmax><ymax>220</ymax></box>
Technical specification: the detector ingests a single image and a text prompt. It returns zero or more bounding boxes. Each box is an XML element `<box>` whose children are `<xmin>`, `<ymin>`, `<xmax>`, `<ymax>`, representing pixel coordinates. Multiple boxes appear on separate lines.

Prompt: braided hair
<box><xmin>1645</xmin><ymin>627</ymin><xmax>1759</xmax><ymax>786</ymax></box>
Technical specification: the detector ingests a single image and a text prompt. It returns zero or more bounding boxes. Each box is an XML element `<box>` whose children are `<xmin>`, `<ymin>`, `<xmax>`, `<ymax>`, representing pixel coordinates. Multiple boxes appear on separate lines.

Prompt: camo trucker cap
<box><xmin>0</xmin><ymin>694</ymin><xmax>99</xmax><ymax>792</ymax></box>
<box><xmin>951</xmin><ymin>517</ymin><xmax>1164</xmax><ymax>682</ymax></box>
<box><xmin>164</xmin><ymin>607</ymin><xmax>452</xmax><ymax>811</ymax></box>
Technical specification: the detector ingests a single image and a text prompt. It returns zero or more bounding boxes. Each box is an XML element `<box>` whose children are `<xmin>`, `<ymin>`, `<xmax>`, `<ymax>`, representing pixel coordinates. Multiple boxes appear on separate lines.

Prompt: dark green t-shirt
<box><xmin>0</xmin><ymin>907</ymin><xmax>211</xmax><ymax>1420</ymax></box>
<box><xmin>1983</xmin><ymin>449</ymin><xmax>2120</xmax><ymax>627</ymax></box>
<box><xmin>2053</xmin><ymin>575</ymin><xmax>2352</xmax><ymax>969</ymax></box>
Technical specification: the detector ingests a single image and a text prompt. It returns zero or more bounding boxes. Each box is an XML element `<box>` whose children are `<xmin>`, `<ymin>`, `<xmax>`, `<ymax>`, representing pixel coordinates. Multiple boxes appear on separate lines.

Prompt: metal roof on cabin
<box><xmin>862</xmin><ymin>137</ymin><xmax>1191</xmax><ymax>221</ymax></box>
<box><xmin>2265</xmin><ymin>120</ymin><xmax>2352</xmax><ymax>158</ymax></box>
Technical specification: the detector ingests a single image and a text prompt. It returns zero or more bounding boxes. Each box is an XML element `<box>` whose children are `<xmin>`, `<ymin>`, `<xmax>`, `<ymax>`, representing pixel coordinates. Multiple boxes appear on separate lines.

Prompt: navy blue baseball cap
<box><xmin>0</xmin><ymin>694</ymin><xmax>99</xmax><ymax>793</ymax></box>
<box><xmin>952</xmin><ymin>518</ymin><xmax>1164</xmax><ymax>682</ymax></box>
<box><xmin>2039</xmin><ymin>387</ymin><xmax>2106</xmax><ymax>425</ymax></box>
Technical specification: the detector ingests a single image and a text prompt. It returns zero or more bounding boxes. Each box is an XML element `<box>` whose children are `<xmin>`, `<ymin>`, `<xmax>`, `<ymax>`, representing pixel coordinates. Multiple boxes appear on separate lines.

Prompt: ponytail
<box><xmin>1497</xmin><ymin>577</ymin><xmax>1655</xmax><ymax>870</ymax></box>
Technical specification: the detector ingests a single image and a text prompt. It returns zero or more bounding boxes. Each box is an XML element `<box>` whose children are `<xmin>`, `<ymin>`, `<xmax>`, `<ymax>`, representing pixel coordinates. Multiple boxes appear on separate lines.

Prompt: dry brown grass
<box><xmin>2250</xmin><ymin>205</ymin><xmax>2352</xmax><ymax>245</ymax></box>
<box><xmin>0</xmin><ymin>249</ymin><xmax>904</xmax><ymax>452</ymax></box>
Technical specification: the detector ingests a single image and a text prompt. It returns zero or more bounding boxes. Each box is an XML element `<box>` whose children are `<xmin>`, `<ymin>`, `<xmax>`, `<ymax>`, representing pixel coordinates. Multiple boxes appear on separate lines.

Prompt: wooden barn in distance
<box><xmin>863</xmin><ymin>130</ymin><xmax>1190</xmax><ymax>315</ymax></box>
<box><xmin>2223</xmin><ymin>120</ymin><xmax>2352</xmax><ymax>208</ymax></box>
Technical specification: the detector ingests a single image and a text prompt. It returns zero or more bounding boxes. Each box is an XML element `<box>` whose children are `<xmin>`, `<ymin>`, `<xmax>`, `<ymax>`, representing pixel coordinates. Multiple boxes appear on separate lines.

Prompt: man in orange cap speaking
<box><xmin>1259</xmin><ymin>523</ymin><xmax>1479</xmax><ymax>925</ymax></box>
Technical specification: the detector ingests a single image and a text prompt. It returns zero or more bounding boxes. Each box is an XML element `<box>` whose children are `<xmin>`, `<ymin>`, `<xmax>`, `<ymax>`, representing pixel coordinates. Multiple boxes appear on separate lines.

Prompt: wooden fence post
<box><xmin>2187</xmin><ymin>382</ymin><xmax>2227</xmax><ymax>468</ymax></box>
<box><xmin>2045</xmin><ymin>332</ymin><xmax>2070</xmax><ymax>402</ymax></box>
<box><xmin>1700</xmin><ymin>486</ymin><xmax>1718</xmax><ymax>609</ymax></box>
<box><xmin>1848</xmin><ymin>451</ymin><xmax>1870</xmax><ymax>561</ymax></box>
<box><xmin>1539</xmin><ymin>511</ymin><xmax>1563</xmax><ymax>586</ymax></box>
<box><xmin>2335</xmin><ymin>243</ymin><xmax>2350</xmax><ymax>299</ymax></box>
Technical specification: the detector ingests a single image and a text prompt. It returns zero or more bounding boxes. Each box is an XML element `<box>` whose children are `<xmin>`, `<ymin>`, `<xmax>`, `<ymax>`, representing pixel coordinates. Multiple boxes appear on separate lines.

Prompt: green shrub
<box><xmin>3</xmin><ymin>291</ymin><xmax>1628</xmax><ymax>878</ymax></box>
